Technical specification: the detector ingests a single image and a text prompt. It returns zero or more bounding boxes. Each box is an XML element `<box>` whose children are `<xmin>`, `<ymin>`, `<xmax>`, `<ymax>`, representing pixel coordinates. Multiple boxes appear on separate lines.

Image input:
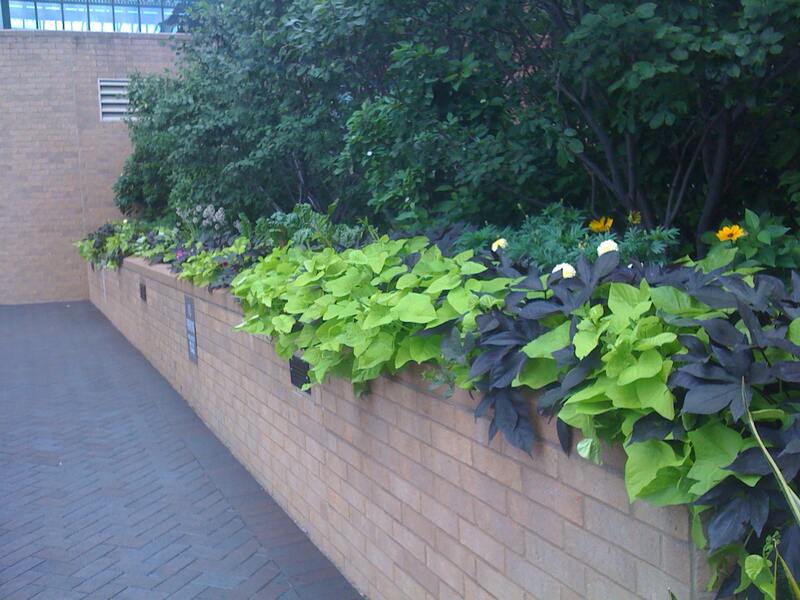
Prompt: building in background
<box><xmin>0</xmin><ymin>29</ymin><xmax>178</xmax><ymax>303</ymax></box>
<box><xmin>0</xmin><ymin>0</ymin><xmax>180</xmax><ymax>33</ymax></box>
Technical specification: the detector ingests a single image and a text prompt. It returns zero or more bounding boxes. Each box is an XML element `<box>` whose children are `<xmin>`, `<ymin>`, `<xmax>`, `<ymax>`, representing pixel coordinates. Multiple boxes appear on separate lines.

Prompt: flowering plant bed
<box><xmin>79</xmin><ymin>210</ymin><xmax>800</xmax><ymax>597</ymax></box>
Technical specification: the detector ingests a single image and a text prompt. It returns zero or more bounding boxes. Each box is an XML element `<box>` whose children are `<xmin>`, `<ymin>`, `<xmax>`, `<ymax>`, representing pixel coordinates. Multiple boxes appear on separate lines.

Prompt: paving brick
<box><xmin>0</xmin><ymin>302</ymin><xmax>357</xmax><ymax>600</ymax></box>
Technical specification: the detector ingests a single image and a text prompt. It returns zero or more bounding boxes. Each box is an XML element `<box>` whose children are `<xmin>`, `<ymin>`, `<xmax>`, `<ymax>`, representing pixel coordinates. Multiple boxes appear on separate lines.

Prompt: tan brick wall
<box><xmin>89</xmin><ymin>258</ymin><xmax>712</xmax><ymax>600</ymax></box>
<box><xmin>0</xmin><ymin>31</ymin><xmax>176</xmax><ymax>304</ymax></box>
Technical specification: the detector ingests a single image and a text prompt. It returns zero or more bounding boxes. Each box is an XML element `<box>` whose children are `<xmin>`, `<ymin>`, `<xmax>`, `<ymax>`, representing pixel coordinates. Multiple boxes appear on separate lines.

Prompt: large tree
<box><xmin>119</xmin><ymin>0</ymin><xmax>800</xmax><ymax>250</ymax></box>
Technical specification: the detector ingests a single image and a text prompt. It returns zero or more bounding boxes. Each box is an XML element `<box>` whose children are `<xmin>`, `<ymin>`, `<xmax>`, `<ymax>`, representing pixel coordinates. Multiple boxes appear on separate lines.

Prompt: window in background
<box><xmin>88</xmin><ymin>3</ymin><xmax>112</xmax><ymax>31</ymax></box>
<box><xmin>63</xmin><ymin>2</ymin><xmax>88</xmax><ymax>30</ymax></box>
<box><xmin>8</xmin><ymin>1</ymin><xmax>36</xmax><ymax>29</ymax></box>
<box><xmin>113</xmin><ymin>3</ymin><xmax>138</xmax><ymax>32</ymax></box>
<box><xmin>138</xmin><ymin>1</ymin><xmax>161</xmax><ymax>33</ymax></box>
<box><xmin>36</xmin><ymin>1</ymin><xmax>62</xmax><ymax>30</ymax></box>
<box><xmin>3</xmin><ymin>0</ymin><xmax>181</xmax><ymax>31</ymax></box>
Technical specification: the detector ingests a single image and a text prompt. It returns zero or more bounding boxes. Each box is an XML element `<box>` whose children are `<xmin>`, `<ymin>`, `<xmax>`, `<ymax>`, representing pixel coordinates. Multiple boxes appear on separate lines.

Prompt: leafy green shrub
<box><xmin>702</xmin><ymin>210</ymin><xmax>800</xmax><ymax>271</ymax></box>
<box><xmin>453</xmin><ymin>203</ymin><xmax>679</xmax><ymax>268</ymax></box>
<box><xmin>117</xmin><ymin>0</ymin><xmax>800</xmax><ymax>248</ymax></box>
<box><xmin>242</xmin><ymin>204</ymin><xmax>371</xmax><ymax>251</ymax></box>
<box><xmin>75</xmin><ymin>220</ymin><xmax>140</xmax><ymax>269</ymax></box>
<box><xmin>178</xmin><ymin>236</ymin><xmax>251</xmax><ymax>289</ymax></box>
<box><xmin>132</xmin><ymin>226</ymin><xmax>179</xmax><ymax>264</ymax></box>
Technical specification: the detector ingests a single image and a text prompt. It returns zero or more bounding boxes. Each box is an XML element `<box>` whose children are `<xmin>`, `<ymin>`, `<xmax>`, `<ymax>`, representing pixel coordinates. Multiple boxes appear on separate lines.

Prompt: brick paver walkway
<box><xmin>0</xmin><ymin>302</ymin><xmax>360</xmax><ymax>600</ymax></box>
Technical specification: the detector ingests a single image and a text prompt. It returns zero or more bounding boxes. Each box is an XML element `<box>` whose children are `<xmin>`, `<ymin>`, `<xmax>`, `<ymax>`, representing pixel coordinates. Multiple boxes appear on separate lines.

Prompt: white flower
<box><xmin>491</xmin><ymin>238</ymin><xmax>508</xmax><ymax>252</ymax></box>
<box><xmin>597</xmin><ymin>239</ymin><xmax>619</xmax><ymax>256</ymax></box>
<box><xmin>122</xmin><ymin>219</ymin><xmax>128</xmax><ymax>224</ymax></box>
<box><xmin>552</xmin><ymin>263</ymin><xmax>576</xmax><ymax>279</ymax></box>
<box><xmin>366</xmin><ymin>150</ymin><xmax>373</xmax><ymax>157</ymax></box>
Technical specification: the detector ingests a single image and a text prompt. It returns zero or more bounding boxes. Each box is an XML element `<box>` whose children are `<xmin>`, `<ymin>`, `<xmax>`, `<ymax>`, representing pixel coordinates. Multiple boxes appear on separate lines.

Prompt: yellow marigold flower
<box><xmin>627</xmin><ymin>210</ymin><xmax>641</xmax><ymax>225</ymax></box>
<box><xmin>491</xmin><ymin>238</ymin><xmax>508</xmax><ymax>252</ymax></box>
<box><xmin>589</xmin><ymin>216</ymin><xmax>613</xmax><ymax>233</ymax></box>
<box><xmin>715</xmin><ymin>224</ymin><xmax>747</xmax><ymax>242</ymax></box>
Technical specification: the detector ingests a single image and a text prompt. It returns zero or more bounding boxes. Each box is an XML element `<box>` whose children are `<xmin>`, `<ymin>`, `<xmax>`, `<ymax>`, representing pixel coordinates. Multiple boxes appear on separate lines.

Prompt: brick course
<box><xmin>89</xmin><ymin>258</ymin><xmax>712</xmax><ymax>600</ymax></box>
<box><xmin>0</xmin><ymin>31</ymin><xmax>176</xmax><ymax>304</ymax></box>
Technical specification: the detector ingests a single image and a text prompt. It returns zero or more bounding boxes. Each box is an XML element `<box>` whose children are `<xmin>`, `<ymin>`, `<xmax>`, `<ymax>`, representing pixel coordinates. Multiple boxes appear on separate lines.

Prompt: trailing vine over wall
<box><xmin>78</xmin><ymin>223</ymin><xmax>800</xmax><ymax>597</ymax></box>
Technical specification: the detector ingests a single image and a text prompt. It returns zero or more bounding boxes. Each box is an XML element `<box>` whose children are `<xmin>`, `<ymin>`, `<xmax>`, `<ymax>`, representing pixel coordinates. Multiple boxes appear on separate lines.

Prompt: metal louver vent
<box><xmin>98</xmin><ymin>78</ymin><xmax>131</xmax><ymax>122</ymax></box>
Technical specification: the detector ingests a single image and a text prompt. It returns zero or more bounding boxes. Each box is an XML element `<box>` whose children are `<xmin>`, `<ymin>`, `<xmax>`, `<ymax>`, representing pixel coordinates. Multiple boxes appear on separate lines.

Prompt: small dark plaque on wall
<box><xmin>184</xmin><ymin>295</ymin><xmax>198</xmax><ymax>364</ymax></box>
<box><xmin>139</xmin><ymin>282</ymin><xmax>147</xmax><ymax>302</ymax></box>
<box><xmin>289</xmin><ymin>356</ymin><xmax>311</xmax><ymax>392</ymax></box>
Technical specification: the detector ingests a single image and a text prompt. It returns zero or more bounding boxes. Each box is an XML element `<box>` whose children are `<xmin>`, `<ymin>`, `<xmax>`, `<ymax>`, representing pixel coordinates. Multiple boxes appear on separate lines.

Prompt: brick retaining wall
<box><xmin>89</xmin><ymin>258</ymin><xmax>711</xmax><ymax>600</ymax></box>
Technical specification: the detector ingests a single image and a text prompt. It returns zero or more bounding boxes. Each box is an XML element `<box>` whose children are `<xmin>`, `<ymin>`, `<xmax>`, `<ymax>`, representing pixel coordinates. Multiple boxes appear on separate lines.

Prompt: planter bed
<box><xmin>89</xmin><ymin>258</ymin><xmax>709</xmax><ymax>600</ymax></box>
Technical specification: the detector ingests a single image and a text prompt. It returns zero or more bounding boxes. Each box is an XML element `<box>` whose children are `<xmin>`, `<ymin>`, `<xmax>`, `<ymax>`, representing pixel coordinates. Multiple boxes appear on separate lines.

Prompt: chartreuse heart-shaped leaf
<box><xmin>685</xmin><ymin>421</ymin><xmax>746</xmax><ymax>496</ymax></box>
<box><xmin>513</xmin><ymin>358</ymin><xmax>558</xmax><ymax>389</ymax></box>
<box><xmin>394</xmin><ymin>292</ymin><xmax>438</xmax><ymax>323</ymax></box>
<box><xmin>625</xmin><ymin>440</ymin><xmax>690</xmax><ymax>504</ymax></box>
<box><xmin>608</xmin><ymin>281</ymin><xmax>652</xmax><ymax>322</ymax></box>
<box><xmin>447</xmin><ymin>287</ymin><xmax>479</xmax><ymax>313</ymax></box>
<box><xmin>522</xmin><ymin>321</ymin><xmax>570</xmax><ymax>359</ymax></box>
<box><xmin>617</xmin><ymin>349</ymin><xmax>663</xmax><ymax>386</ymax></box>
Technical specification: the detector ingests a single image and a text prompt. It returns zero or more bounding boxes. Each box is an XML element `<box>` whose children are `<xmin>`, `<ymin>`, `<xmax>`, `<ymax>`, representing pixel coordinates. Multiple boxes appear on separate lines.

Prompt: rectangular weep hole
<box><xmin>289</xmin><ymin>356</ymin><xmax>311</xmax><ymax>392</ymax></box>
<box><xmin>139</xmin><ymin>282</ymin><xmax>147</xmax><ymax>302</ymax></box>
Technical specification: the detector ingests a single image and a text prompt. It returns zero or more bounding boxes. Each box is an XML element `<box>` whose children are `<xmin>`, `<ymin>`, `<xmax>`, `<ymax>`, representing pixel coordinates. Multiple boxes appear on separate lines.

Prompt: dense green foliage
<box><xmin>232</xmin><ymin>237</ymin><xmax>507</xmax><ymax>390</ymax></box>
<box><xmin>453</xmin><ymin>203</ymin><xmax>679</xmax><ymax>268</ymax></box>
<box><xmin>118</xmin><ymin>0</ymin><xmax>800</xmax><ymax>250</ymax></box>
<box><xmin>474</xmin><ymin>246</ymin><xmax>800</xmax><ymax>596</ymax></box>
<box><xmin>75</xmin><ymin>220</ymin><xmax>141</xmax><ymax>269</ymax></box>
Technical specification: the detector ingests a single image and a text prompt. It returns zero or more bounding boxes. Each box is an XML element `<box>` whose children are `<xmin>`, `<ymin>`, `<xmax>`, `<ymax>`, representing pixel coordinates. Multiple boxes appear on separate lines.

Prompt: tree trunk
<box><xmin>695</xmin><ymin>112</ymin><xmax>732</xmax><ymax>256</ymax></box>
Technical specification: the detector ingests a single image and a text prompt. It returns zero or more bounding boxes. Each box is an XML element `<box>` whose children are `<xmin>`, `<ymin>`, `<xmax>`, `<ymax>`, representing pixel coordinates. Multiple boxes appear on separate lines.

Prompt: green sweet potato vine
<box><xmin>231</xmin><ymin>236</ymin><xmax>508</xmax><ymax>390</ymax></box>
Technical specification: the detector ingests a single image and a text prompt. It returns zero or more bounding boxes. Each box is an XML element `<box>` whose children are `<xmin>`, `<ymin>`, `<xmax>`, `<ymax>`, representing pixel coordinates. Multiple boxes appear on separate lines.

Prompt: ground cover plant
<box><xmin>78</xmin><ymin>210</ymin><xmax>800</xmax><ymax>598</ymax></box>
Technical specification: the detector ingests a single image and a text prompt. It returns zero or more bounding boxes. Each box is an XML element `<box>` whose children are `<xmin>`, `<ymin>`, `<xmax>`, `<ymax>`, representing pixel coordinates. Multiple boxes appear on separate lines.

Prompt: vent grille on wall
<box><xmin>289</xmin><ymin>356</ymin><xmax>311</xmax><ymax>392</ymax></box>
<box><xmin>98</xmin><ymin>78</ymin><xmax>131</xmax><ymax>122</ymax></box>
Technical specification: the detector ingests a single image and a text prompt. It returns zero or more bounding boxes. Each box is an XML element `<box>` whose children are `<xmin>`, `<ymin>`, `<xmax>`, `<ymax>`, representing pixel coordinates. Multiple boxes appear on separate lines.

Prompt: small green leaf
<box><xmin>634</xmin><ymin>2</ymin><xmax>656</xmax><ymax>18</ymax></box>
<box><xmin>271</xmin><ymin>315</ymin><xmax>295</xmax><ymax>334</ymax></box>
<box><xmin>522</xmin><ymin>321</ymin><xmax>571</xmax><ymax>359</ymax></box>
<box><xmin>624</xmin><ymin>440</ymin><xmax>687</xmax><ymax>502</ymax></box>
<box><xmin>460</xmin><ymin>261</ymin><xmax>487</xmax><ymax>275</ymax></box>
<box><xmin>617</xmin><ymin>349</ymin><xmax>663</xmax><ymax>386</ymax></box>
<box><xmin>447</xmin><ymin>287</ymin><xmax>478</xmax><ymax>313</ymax></box>
<box><xmin>356</xmin><ymin>331</ymin><xmax>395</xmax><ymax>369</ymax></box>
<box><xmin>577</xmin><ymin>438</ymin><xmax>602</xmax><ymax>464</ymax></box>
<box><xmin>426</xmin><ymin>272</ymin><xmax>462</xmax><ymax>295</ymax></box>
<box><xmin>363</xmin><ymin>304</ymin><xmax>394</xmax><ymax>329</ymax></box>
<box><xmin>685</xmin><ymin>421</ymin><xmax>744</xmax><ymax>496</ymax></box>
<box><xmin>513</xmin><ymin>358</ymin><xmax>558</xmax><ymax>389</ymax></box>
<box><xmin>394</xmin><ymin>292</ymin><xmax>437</xmax><ymax>323</ymax></box>
<box><xmin>396</xmin><ymin>273</ymin><xmax>419</xmax><ymax>289</ymax></box>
